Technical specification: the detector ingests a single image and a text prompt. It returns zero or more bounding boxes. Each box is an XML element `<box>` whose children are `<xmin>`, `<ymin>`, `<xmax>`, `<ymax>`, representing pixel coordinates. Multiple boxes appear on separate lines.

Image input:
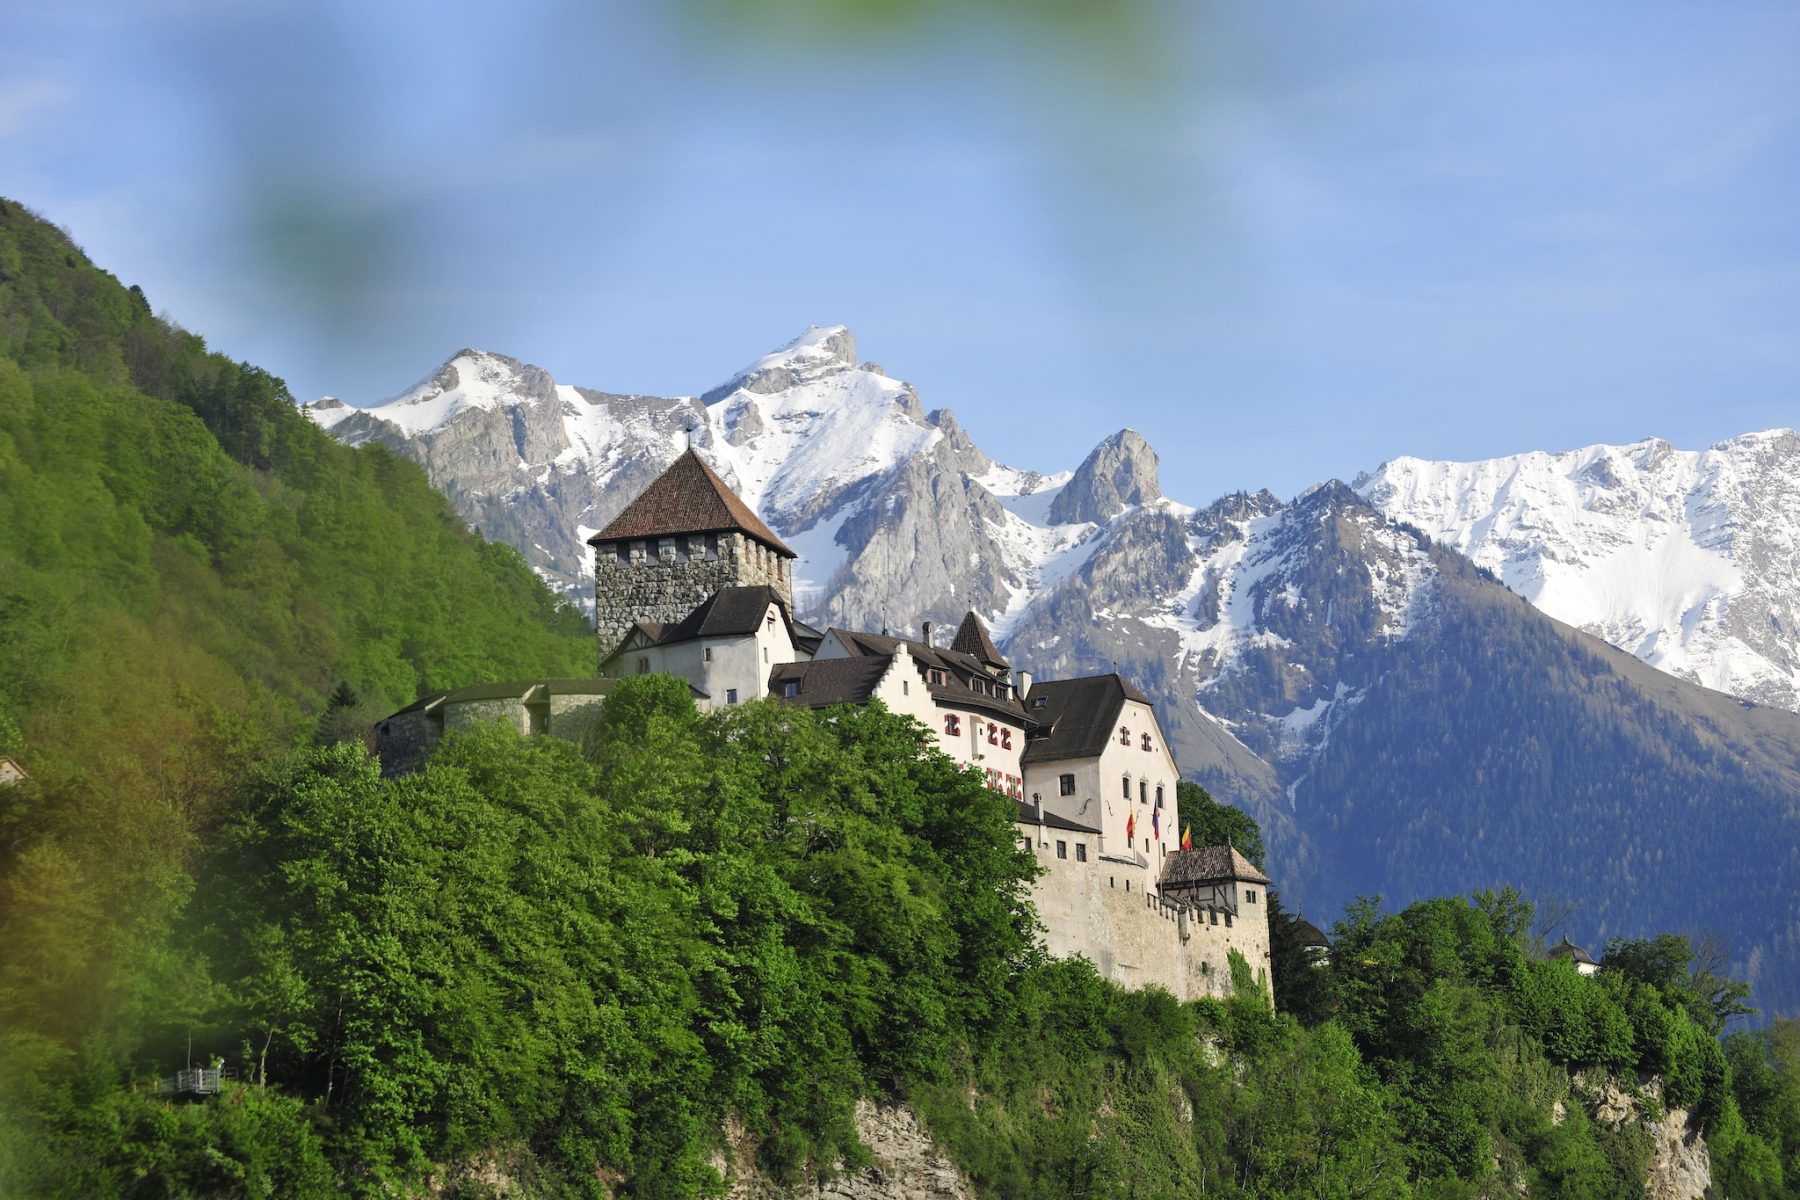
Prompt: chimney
<box><xmin>1017</xmin><ymin>670</ymin><xmax>1032</xmax><ymax>699</ymax></box>
<box><xmin>1032</xmin><ymin>793</ymin><xmax>1044</xmax><ymax>825</ymax></box>
<box><xmin>921</xmin><ymin>620</ymin><xmax>934</xmax><ymax>648</ymax></box>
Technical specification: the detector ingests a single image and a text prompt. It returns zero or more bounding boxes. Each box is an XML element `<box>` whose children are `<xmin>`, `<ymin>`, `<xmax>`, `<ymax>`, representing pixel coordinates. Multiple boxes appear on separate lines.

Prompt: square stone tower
<box><xmin>586</xmin><ymin>449</ymin><xmax>796</xmax><ymax>665</ymax></box>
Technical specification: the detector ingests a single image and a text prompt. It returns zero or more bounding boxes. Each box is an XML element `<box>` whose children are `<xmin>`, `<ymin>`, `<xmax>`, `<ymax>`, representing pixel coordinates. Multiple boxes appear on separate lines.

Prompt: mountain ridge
<box><xmin>304</xmin><ymin>327</ymin><xmax>1800</xmax><ymax>1011</ymax></box>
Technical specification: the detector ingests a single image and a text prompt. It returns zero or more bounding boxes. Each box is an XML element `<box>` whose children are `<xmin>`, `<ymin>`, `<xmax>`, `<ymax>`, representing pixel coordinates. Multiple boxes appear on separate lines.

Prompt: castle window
<box><xmin>658</xmin><ymin>537</ymin><xmax>676</xmax><ymax>561</ymax></box>
<box><xmin>1225</xmin><ymin>912</ymin><xmax>1233</xmax><ymax>928</ymax></box>
<box><xmin>969</xmin><ymin>678</ymin><xmax>985</xmax><ymax>694</ymax></box>
<box><xmin>1139</xmin><ymin>780</ymin><xmax>1147</xmax><ymax>804</ymax></box>
<box><xmin>902</xmin><ymin>680</ymin><xmax>909</xmax><ymax>696</ymax></box>
<box><xmin>1156</xmin><ymin>785</ymin><xmax>1164</xmax><ymax>808</ymax></box>
<box><xmin>1246</xmin><ymin>890</ymin><xmax>1257</xmax><ymax>904</ymax></box>
<box><xmin>1056</xmin><ymin>840</ymin><xmax>1067</xmax><ymax>860</ymax></box>
<box><xmin>726</xmin><ymin>688</ymin><xmax>739</xmax><ymax>704</ymax></box>
<box><xmin>782</xmin><ymin>680</ymin><xmax>799</xmax><ymax>699</ymax></box>
<box><xmin>993</xmin><ymin>683</ymin><xmax>1008</xmax><ymax>700</ymax></box>
<box><xmin>1119</xmin><ymin>727</ymin><xmax>1130</xmax><ymax>746</ymax></box>
<box><xmin>928</xmin><ymin>668</ymin><xmax>947</xmax><ymax>686</ymax></box>
<box><xmin>1033</xmin><ymin>697</ymin><xmax>1046</xmax><ymax>709</ymax></box>
<box><xmin>1023</xmin><ymin>837</ymin><xmax>1031</xmax><ymax>852</ymax></box>
<box><xmin>1076</xmin><ymin>843</ymin><xmax>1087</xmax><ymax>862</ymax></box>
<box><xmin>1126</xmin><ymin>879</ymin><xmax>1131</xmax><ymax>892</ymax></box>
<box><xmin>636</xmin><ymin>658</ymin><xmax>649</xmax><ymax>675</ymax></box>
<box><xmin>1141</xmin><ymin>732</ymin><xmax>1152</xmax><ymax>751</ymax></box>
<box><xmin>704</xmin><ymin>647</ymin><xmax>713</xmax><ymax>662</ymax></box>
<box><xmin>1210</xmin><ymin>910</ymin><xmax>1219</xmax><ymax>926</ymax></box>
<box><xmin>1121</xmin><ymin>775</ymin><xmax>1130</xmax><ymax>800</ymax></box>
<box><xmin>944</xmin><ymin>714</ymin><xmax>961</xmax><ymax>736</ymax></box>
<box><xmin>1059</xmin><ymin>773</ymin><xmax>1076</xmax><ymax>796</ymax></box>
<box><xmin>763</xmin><ymin>646</ymin><xmax>769</xmax><ymax>663</ymax></box>
<box><xmin>766</xmin><ymin>615</ymin><xmax>774</xmax><ymax>631</ymax></box>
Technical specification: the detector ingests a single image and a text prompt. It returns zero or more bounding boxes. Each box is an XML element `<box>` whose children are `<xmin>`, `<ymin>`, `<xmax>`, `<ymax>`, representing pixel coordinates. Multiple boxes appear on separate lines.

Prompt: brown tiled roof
<box><xmin>951</xmin><ymin>610</ymin><xmax>1008</xmax><ymax>670</ymax></box>
<box><xmin>587</xmin><ymin>449</ymin><xmax>795</xmax><ymax>556</ymax></box>
<box><xmin>1019</xmin><ymin>674</ymin><xmax>1153</xmax><ymax>764</ymax></box>
<box><xmin>768</xmin><ymin>656</ymin><xmax>893</xmax><ymax>707</ymax></box>
<box><xmin>1160</xmin><ymin>845</ymin><xmax>1272</xmax><ymax>887</ymax></box>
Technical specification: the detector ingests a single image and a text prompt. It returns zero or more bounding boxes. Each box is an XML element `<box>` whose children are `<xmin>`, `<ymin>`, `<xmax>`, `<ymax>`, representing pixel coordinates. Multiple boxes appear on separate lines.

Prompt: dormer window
<box><xmin>994</xmin><ymin>684</ymin><xmax>1009</xmax><ymax>700</ymax></box>
<box><xmin>1032</xmin><ymin>697</ymin><xmax>1047</xmax><ymax>710</ymax></box>
<box><xmin>782</xmin><ymin>680</ymin><xmax>799</xmax><ymax>699</ymax></box>
<box><xmin>928</xmin><ymin>668</ymin><xmax>947</xmax><ymax>686</ymax></box>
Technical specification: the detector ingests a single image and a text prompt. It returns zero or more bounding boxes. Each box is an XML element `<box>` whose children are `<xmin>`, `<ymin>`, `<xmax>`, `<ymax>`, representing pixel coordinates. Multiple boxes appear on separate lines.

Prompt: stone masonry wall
<box><xmin>1025</xmin><ymin>825</ymin><xmax>1272</xmax><ymax>1002</ymax></box>
<box><xmin>593</xmin><ymin>531</ymin><xmax>793</xmax><ymax>667</ymax></box>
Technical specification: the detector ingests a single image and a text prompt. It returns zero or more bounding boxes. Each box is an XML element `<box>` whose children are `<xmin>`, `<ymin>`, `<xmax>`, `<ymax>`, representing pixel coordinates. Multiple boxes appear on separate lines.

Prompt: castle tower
<box><xmin>586</xmin><ymin>449</ymin><xmax>797</xmax><ymax>665</ymax></box>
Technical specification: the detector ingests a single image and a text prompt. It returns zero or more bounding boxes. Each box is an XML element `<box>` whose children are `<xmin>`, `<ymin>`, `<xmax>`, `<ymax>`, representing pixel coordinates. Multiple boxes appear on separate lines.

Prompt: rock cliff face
<box><xmin>717</xmin><ymin>1101</ymin><xmax>973</xmax><ymax>1200</ymax></box>
<box><xmin>306</xmin><ymin>330</ymin><xmax>1800</xmax><ymax>1015</ymax></box>
<box><xmin>1570</xmin><ymin>1072</ymin><xmax>1711</xmax><ymax>1200</ymax></box>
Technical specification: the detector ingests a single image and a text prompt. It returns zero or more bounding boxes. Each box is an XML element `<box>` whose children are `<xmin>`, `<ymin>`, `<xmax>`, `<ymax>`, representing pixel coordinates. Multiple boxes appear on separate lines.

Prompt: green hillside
<box><xmin>0</xmin><ymin>197</ymin><xmax>592</xmax><ymax>1128</ymax></box>
<box><xmin>2</xmin><ymin>199</ymin><xmax>1797</xmax><ymax>1199</ymax></box>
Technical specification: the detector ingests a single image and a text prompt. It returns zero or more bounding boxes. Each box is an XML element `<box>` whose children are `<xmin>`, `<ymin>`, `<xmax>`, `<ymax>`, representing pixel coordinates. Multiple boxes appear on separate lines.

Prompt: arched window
<box><xmin>1121</xmin><ymin>775</ymin><xmax>1131</xmax><ymax>800</ymax></box>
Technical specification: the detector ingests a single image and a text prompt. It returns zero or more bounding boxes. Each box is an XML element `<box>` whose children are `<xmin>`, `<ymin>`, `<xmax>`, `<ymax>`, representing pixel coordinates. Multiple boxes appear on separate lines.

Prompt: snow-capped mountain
<box><xmin>301</xmin><ymin>329</ymin><xmax>1471</xmax><ymax>860</ymax></box>
<box><xmin>307</xmin><ymin>329</ymin><xmax>1800</xmax><ymax>1013</ymax></box>
<box><xmin>1356</xmin><ymin>430</ymin><xmax>1800</xmax><ymax>711</ymax></box>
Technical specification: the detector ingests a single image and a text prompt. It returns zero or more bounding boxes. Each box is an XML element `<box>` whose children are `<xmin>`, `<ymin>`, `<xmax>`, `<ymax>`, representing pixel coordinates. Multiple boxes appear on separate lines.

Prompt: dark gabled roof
<box><xmin>660</xmin><ymin>585</ymin><xmax>783</xmax><ymax>642</ymax></box>
<box><xmin>825</xmin><ymin>628</ymin><xmax>1032</xmax><ymax>725</ymax></box>
<box><xmin>601</xmin><ymin>587</ymin><xmax>795</xmax><ymax>667</ymax></box>
<box><xmin>1019</xmin><ymin>674</ymin><xmax>1154</xmax><ymax>764</ymax></box>
<box><xmin>587</xmin><ymin>449</ymin><xmax>795</xmax><ymax>557</ymax></box>
<box><xmin>1014</xmin><ymin>799</ymin><xmax>1101</xmax><ymax>834</ymax></box>
<box><xmin>1160</xmin><ymin>845</ymin><xmax>1272</xmax><ymax>888</ymax></box>
<box><xmin>1548</xmin><ymin>936</ymin><xmax>1598</xmax><ymax>967</ymax></box>
<box><xmin>792</xmin><ymin>619</ymin><xmax>825</xmax><ymax>655</ymax></box>
<box><xmin>768</xmin><ymin>656</ymin><xmax>892</xmax><ymax>707</ymax></box>
<box><xmin>952</xmin><ymin>610</ymin><xmax>1008</xmax><ymax>670</ymax></box>
<box><xmin>388</xmin><ymin>677</ymin><xmax>621</xmax><ymax>717</ymax></box>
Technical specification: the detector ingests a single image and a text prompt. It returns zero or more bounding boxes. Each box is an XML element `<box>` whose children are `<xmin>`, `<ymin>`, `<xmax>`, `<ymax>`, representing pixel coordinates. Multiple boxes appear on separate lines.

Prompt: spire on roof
<box><xmin>587</xmin><ymin>448</ymin><xmax>795</xmax><ymax>556</ymax></box>
<box><xmin>951</xmin><ymin>610</ymin><xmax>1008</xmax><ymax>670</ymax></box>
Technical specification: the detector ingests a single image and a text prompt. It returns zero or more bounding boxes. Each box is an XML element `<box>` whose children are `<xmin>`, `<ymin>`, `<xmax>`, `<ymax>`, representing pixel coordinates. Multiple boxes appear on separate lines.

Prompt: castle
<box><xmin>378</xmin><ymin>449</ymin><xmax>1272</xmax><ymax>1002</ymax></box>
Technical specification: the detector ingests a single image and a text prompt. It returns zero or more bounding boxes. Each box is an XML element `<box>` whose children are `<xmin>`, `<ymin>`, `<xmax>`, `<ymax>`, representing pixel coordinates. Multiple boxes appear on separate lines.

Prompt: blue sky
<box><xmin>7</xmin><ymin>0</ymin><xmax>1799</xmax><ymax>501</ymax></box>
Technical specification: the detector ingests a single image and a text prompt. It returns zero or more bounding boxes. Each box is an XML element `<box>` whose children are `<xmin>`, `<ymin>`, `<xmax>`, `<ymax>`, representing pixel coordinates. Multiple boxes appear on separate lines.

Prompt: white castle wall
<box><xmin>1024</xmin><ymin>816</ymin><xmax>1272</xmax><ymax>1003</ymax></box>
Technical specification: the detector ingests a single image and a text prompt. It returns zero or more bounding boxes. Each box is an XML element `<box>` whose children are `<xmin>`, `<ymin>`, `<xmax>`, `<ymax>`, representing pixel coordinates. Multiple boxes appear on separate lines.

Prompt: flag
<box><xmin>1181</xmin><ymin>825</ymin><xmax>1192</xmax><ymax>851</ymax></box>
<box><xmin>1126</xmin><ymin>810</ymin><xmax>1136</xmax><ymax>841</ymax></box>
<box><xmin>1152</xmin><ymin>807</ymin><xmax>1160</xmax><ymax>840</ymax></box>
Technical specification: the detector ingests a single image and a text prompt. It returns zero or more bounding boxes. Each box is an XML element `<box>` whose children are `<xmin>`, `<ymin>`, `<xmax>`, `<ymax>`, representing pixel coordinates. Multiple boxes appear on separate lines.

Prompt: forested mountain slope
<box><xmin>0</xmin><ymin>196</ymin><xmax>591</xmax><ymax>1112</ymax></box>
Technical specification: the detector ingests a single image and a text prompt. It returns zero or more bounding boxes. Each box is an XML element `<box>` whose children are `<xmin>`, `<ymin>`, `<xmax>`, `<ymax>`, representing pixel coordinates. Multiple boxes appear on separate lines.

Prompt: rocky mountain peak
<box><xmin>702</xmin><ymin>325</ymin><xmax>860</xmax><ymax>404</ymax></box>
<box><xmin>1046</xmin><ymin>428</ymin><xmax>1162</xmax><ymax>526</ymax></box>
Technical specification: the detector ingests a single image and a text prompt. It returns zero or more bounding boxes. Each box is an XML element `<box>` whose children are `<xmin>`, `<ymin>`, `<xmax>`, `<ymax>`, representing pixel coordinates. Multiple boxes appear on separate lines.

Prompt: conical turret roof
<box><xmin>951</xmin><ymin>610</ymin><xmax>1007</xmax><ymax>670</ymax></box>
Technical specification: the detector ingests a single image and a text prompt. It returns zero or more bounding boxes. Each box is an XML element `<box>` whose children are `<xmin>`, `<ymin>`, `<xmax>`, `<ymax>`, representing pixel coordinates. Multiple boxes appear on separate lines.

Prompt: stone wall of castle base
<box><xmin>1026</xmin><ymin>833</ymin><xmax>1272</xmax><ymax>1004</ymax></box>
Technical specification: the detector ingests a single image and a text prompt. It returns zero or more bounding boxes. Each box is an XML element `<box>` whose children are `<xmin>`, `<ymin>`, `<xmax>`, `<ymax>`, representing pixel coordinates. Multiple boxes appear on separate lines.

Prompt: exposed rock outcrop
<box><xmin>1047</xmin><ymin>428</ymin><xmax>1161</xmax><ymax>525</ymax></box>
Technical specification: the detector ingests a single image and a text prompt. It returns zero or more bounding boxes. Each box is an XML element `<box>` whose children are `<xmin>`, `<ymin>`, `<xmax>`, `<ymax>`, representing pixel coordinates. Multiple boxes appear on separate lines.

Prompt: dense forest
<box><xmin>3</xmin><ymin>199</ymin><xmax>1799</xmax><ymax>1197</ymax></box>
